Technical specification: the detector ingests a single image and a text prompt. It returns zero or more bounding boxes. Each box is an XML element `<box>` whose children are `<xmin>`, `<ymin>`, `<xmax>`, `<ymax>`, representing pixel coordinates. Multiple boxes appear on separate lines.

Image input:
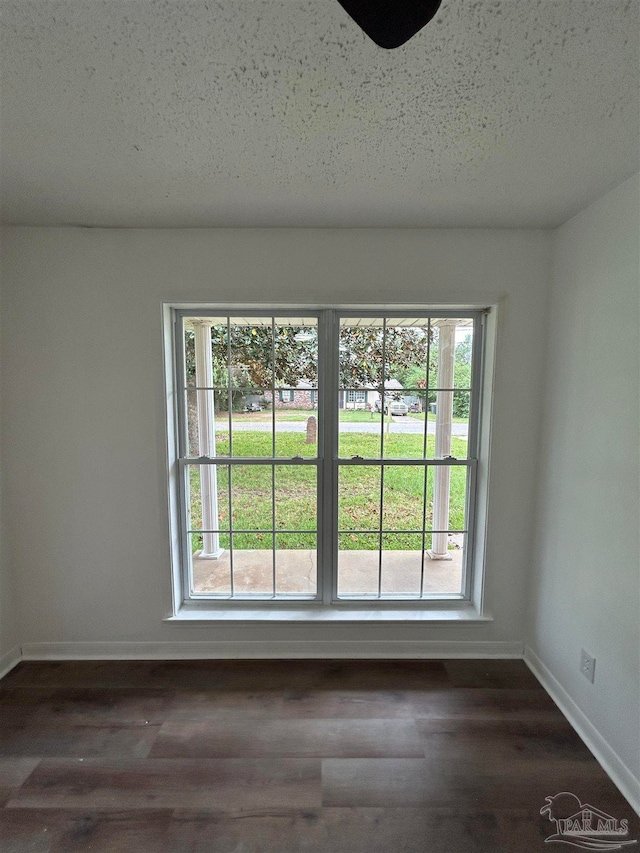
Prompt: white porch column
<box><xmin>193</xmin><ymin>320</ymin><xmax>224</xmax><ymax>559</ymax></box>
<box><xmin>428</xmin><ymin>319</ymin><xmax>456</xmax><ymax>560</ymax></box>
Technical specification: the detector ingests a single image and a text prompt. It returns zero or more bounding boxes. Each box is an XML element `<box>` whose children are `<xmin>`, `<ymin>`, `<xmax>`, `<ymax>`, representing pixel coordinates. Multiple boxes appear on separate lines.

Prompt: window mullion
<box><xmin>319</xmin><ymin>309</ymin><xmax>338</xmax><ymax>604</ymax></box>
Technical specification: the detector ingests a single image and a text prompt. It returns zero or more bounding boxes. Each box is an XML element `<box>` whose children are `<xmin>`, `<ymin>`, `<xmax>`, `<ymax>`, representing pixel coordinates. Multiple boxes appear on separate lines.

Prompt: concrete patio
<box><xmin>192</xmin><ymin>545</ymin><xmax>463</xmax><ymax>597</ymax></box>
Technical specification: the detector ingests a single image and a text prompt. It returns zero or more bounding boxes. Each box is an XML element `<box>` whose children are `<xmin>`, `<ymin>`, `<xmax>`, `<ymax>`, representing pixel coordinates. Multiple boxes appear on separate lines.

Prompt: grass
<box><xmin>219</xmin><ymin>410</ymin><xmax>312</xmax><ymax>422</ymax></box>
<box><xmin>188</xmin><ymin>430</ymin><xmax>467</xmax><ymax>552</ymax></box>
<box><xmin>338</xmin><ymin>410</ymin><xmax>392</xmax><ymax>423</ymax></box>
<box><xmin>408</xmin><ymin>412</ymin><xmax>468</xmax><ymax>425</ymax></box>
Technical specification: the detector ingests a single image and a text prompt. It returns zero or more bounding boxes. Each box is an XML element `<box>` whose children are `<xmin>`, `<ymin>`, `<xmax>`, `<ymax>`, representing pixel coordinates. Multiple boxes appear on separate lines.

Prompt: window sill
<box><xmin>166</xmin><ymin>605</ymin><xmax>492</xmax><ymax>624</ymax></box>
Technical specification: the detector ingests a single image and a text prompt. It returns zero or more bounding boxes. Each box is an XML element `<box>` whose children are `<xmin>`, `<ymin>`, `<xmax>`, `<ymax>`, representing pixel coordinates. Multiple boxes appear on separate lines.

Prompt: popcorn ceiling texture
<box><xmin>1</xmin><ymin>0</ymin><xmax>638</xmax><ymax>227</ymax></box>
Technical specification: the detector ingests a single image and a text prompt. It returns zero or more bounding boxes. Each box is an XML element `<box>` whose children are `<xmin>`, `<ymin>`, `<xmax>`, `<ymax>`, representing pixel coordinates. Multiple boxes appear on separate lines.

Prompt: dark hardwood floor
<box><xmin>0</xmin><ymin>659</ymin><xmax>637</xmax><ymax>851</ymax></box>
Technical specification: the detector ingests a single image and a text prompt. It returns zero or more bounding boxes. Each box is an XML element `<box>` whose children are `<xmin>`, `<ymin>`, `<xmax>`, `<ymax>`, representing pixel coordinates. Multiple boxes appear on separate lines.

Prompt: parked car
<box><xmin>243</xmin><ymin>402</ymin><xmax>262</xmax><ymax>412</ymax></box>
<box><xmin>374</xmin><ymin>397</ymin><xmax>408</xmax><ymax>416</ymax></box>
<box><xmin>386</xmin><ymin>400</ymin><xmax>408</xmax><ymax>416</ymax></box>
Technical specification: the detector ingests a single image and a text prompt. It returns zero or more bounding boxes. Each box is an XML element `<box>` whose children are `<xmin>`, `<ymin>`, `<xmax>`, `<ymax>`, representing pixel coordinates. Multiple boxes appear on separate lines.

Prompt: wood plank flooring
<box><xmin>0</xmin><ymin>659</ymin><xmax>637</xmax><ymax>851</ymax></box>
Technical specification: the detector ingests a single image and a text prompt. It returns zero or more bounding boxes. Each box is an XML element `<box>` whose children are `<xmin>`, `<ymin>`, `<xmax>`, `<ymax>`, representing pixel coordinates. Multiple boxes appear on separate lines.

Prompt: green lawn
<box><xmin>221</xmin><ymin>409</ymin><xmax>311</xmax><ymax>422</ymax></box>
<box><xmin>338</xmin><ymin>410</ymin><xmax>392</xmax><ymax>423</ymax></box>
<box><xmin>189</xmin><ymin>430</ymin><xmax>467</xmax><ymax>552</ymax></box>
<box><xmin>408</xmin><ymin>412</ymin><xmax>468</xmax><ymax>425</ymax></box>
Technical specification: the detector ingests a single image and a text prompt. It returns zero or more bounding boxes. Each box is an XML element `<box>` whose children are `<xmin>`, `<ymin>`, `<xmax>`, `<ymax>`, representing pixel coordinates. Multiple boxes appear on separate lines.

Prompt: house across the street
<box><xmin>338</xmin><ymin>379</ymin><xmax>405</xmax><ymax>411</ymax></box>
<box><xmin>249</xmin><ymin>377</ymin><xmax>412</xmax><ymax>412</ymax></box>
<box><xmin>261</xmin><ymin>381</ymin><xmax>317</xmax><ymax>410</ymax></box>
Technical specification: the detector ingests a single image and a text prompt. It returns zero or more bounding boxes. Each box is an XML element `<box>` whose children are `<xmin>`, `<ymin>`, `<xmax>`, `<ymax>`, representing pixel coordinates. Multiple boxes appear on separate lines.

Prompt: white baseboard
<box><xmin>21</xmin><ymin>639</ymin><xmax>524</xmax><ymax>660</ymax></box>
<box><xmin>0</xmin><ymin>645</ymin><xmax>22</xmax><ymax>680</ymax></box>
<box><xmin>524</xmin><ymin>644</ymin><xmax>640</xmax><ymax>818</ymax></box>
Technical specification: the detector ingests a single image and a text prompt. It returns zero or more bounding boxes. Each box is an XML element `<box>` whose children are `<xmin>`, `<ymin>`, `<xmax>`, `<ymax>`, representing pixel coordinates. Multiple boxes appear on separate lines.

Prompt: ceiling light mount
<box><xmin>336</xmin><ymin>0</ymin><xmax>444</xmax><ymax>49</ymax></box>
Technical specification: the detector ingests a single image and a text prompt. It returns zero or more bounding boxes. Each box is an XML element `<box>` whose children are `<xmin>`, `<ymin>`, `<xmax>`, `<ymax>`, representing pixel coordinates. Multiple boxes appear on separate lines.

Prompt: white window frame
<box><xmin>279</xmin><ymin>389</ymin><xmax>294</xmax><ymax>402</ymax></box>
<box><xmin>164</xmin><ymin>305</ymin><xmax>493</xmax><ymax>619</ymax></box>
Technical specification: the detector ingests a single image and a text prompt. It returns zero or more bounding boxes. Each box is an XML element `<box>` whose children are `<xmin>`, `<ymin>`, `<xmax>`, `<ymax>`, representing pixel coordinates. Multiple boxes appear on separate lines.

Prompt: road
<box><xmin>215</xmin><ymin>417</ymin><xmax>468</xmax><ymax>438</ymax></box>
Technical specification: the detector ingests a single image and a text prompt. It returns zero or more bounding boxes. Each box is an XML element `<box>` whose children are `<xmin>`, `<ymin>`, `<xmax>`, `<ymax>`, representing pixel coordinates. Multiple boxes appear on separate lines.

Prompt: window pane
<box><xmin>275</xmin><ymin>466</ymin><xmax>317</xmax><ymax>531</ymax></box>
<box><xmin>274</xmin><ymin>318</ymin><xmax>318</xmax><ymax>388</ymax></box>
<box><xmin>275</xmin><ymin>533</ymin><xmax>317</xmax><ymax>595</ymax></box>
<box><xmin>381</xmin><ymin>532</ymin><xmax>423</xmax><ymax>596</ymax></box>
<box><xmin>229</xmin><ymin>404</ymin><xmax>273</xmax><ymax>459</ymax></box>
<box><xmin>183</xmin><ymin>317</ymin><xmax>228</xmax><ymax>388</ymax></box>
<box><xmin>381</xmin><ymin>466</ymin><xmax>425</xmax><ymax>530</ymax></box>
<box><xmin>428</xmin><ymin>390</ymin><xmax>471</xmax><ymax>460</ymax></box>
<box><xmin>382</xmin><ymin>318</ymin><xmax>431</xmax><ymax>394</ymax></box>
<box><xmin>454</xmin><ymin>327</ymin><xmax>474</xmax><ymax>389</ymax></box>
<box><xmin>227</xmin><ymin>317</ymin><xmax>274</xmax><ymax>390</ymax></box>
<box><xmin>186</xmin><ymin>464</ymin><xmax>230</xmax><ymax>532</ymax></box>
<box><xmin>381</xmin><ymin>418</ymin><xmax>427</xmax><ymax>460</ymax></box>
<box><xmin>184</xmin><ymin>388</ymin><xmax>229</xmax><ymax>457</ymax></box>
<box><xmin>337</xmin><ymin>533</ymin><xmax>380</xmax><ymax>597</ymax></box>
<box><xmin>188</xmin><ymin>532</ymin><xmax>232</xmax><ymax>596</ymax></box>
<box><xmin>274</xmin><ymin>397</ymin><xmax>318</xmax><ymax>458</ymax></box>
<box><xmin>426</xmin><ymin>465</ymin><xmax>468</xmax><ymax>532</ymax></box>
<box><xmin>338</xmin><ymin>466</ymin><xmax>381</xmax><ymax>531</ymax></box>
<box><xmin>230</xmin><ymin>465</ymin><xmax>272</xmax><ymax>531</ymax></box>
<box><xmin>451</xmin><ymin>391</ymin><xmax>470</xmax><ymax>458</ymax></box>
<box><xmin>423</xmin><ymin>533</ymin><xmax>465</xmax><ymax>595</ymax></box>
<box><xmin>380</xmin><ymin>318</ymin><xmax>430</xmax><ymax>463</ymax></box>
<box><xmin>187</xmin><ymin>388</ymin><xmax>277</xmax><ymax>457</ymax></box>
<box><xmin>339</xmin><ymin>319</ymin><xmax>385</xmax><ymax>389</ymax></box>
<box><xmin>231</xmin><ymin>533</ymin><xmax>275</xmax><ymax>595</ymax></box>
<box><xmin>338</xmin><ymin>403</ymin><xmax>384</xmax><ymax>459</ymax></box>
<box><xmin>269</xmin><ymin>319</ymin><xmax>318</xmax><ymax>458</ymax></box>
<box><xmin>429</xmin><ymin>318</ymin><xmax>474</xmax><ymax>390</ymax></box>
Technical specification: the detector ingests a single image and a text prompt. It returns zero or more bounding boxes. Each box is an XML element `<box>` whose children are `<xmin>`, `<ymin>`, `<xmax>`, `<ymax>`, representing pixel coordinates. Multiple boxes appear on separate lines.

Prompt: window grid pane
<box><xmin>184</xmin><ymin>455</ymin><xmax>319</xmax><ymax>599</ymax></box>
<box><xmin>336</xmin><ymin>460</ymin><xmax>468</xmax><ymax>600</ymax></box>
<box><xmin>177</xmin><ymin>310</ymin><xmax>480</xmax><ymax>605</ymax></box>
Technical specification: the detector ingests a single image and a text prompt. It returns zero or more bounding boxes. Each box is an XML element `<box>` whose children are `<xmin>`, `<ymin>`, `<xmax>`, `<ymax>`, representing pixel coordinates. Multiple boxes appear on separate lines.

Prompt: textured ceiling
<box><xmin>1</xmin><ymin>0</ymin><xmax>638</xmax><ymax>228</ymax></box>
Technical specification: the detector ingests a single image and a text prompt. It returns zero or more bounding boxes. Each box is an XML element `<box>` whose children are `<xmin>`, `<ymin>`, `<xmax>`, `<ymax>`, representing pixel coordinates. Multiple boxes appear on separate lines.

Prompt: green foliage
<box><xmin>456</xmin><ymin>334</ymin><xmax>472</xmax><ymax>365</ymax></box>
<box><xmin>185</xmin><ymin>325</ymin><xmax>317</xmax><ymax>410</ymax></box>
<box><xmin>452</xmin><ymin>338</ymin><xmax>472</xmax><ymax>417</ymax></box>
<box><xmin>453</xmin><ymin>388</ymin><xmax>470</xmax><ymax>419</ymax></box>
<box><xmin>186</xmin><ymin>323</ymin><xmax>437</xmax><ymax>400</ymax></box>
<box><xmin>339</xmin><ymin>325</ymin><xmax>433</xmax><ymax>387</ymax></box>
<box><xmin>397</xmin><ymin>335</ymin><xmax>473</xmax><ymax>417</ymax></box>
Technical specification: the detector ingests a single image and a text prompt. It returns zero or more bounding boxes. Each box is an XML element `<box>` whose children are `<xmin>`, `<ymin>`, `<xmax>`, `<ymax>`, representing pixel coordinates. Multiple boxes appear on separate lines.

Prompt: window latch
<box><xmin>443</xmin><ymin>455</ymin><xmax>458</xmax><ymax>461</ymax></box>
<box><xmin>291</xmin><ymin>455</ymin><xmax>304</xmax><ymax>461</ymax></box>
<box><xmin>351</xmin><ymin>455</ymin><xmax>364</xmax><ymax>461</ymax></box>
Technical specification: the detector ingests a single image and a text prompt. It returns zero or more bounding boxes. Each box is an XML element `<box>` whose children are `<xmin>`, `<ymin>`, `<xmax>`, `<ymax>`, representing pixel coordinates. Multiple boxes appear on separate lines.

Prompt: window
<box><xmin>169</xmin><ymin>309</ymin><xmax>486</xmax><ymax>610</ymax></box>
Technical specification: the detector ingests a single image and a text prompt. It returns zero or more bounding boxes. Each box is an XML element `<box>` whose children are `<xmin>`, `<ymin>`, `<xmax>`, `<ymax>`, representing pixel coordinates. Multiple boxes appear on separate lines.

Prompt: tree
<box><xmin>456</xmin><ymin>334</ymin><xmax>472</xmax><ymax>365</ymax></box>
<box><xmin>185</xmin><ymin>325</ymin><xmax>320</xmax><ymax>410</ymax></box>
<box><xmin>339</xmin><ymin>325</ymin><xmax>434</xmax><ymax>387</ymax></box>
<box><xmin>185</xmin><ymin>323</ymin><xmax>435</xmax><ymax>399</ymax></box>
<box><xmin>395</xmin><ymin>333</ymin><xmax>473</xmax><ymax>417</ymax></box>
<box><xmin>453</xmin><ymin>335</ymin><xmax>472</xmax><ymax>417</ymax></box>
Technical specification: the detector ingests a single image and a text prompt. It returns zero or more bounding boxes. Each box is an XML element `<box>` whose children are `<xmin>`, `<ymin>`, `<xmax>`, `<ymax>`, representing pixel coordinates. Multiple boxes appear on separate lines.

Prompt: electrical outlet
<box><xmin>580</xmin><ymin>649</ymin><xmax>596</xmax><ymax>683</ymax></box>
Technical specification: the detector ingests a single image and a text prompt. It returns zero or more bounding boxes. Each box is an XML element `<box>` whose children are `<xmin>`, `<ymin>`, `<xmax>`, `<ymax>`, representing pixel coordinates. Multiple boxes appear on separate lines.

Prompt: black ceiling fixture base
<box><xmin>336</xmin><ymin>0</ymin><xmax>444</xmax><ymax>49</ymax></box>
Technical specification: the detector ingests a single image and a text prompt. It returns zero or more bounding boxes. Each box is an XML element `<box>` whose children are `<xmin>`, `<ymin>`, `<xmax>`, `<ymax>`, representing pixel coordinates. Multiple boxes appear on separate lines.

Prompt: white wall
<box><xmin>527</xmin><ymin>174</ymin><xmax>640</xmax><ymax>797</ymax></box>
<box><xmin>0</xmin><ymin>232</ymin><xmax>20</xmax><ymax>670</ymax></box>
<box><xmin>0</xmin><ymin>227</ymin><xmax>551</xmax><ymax>649</ymax></box>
